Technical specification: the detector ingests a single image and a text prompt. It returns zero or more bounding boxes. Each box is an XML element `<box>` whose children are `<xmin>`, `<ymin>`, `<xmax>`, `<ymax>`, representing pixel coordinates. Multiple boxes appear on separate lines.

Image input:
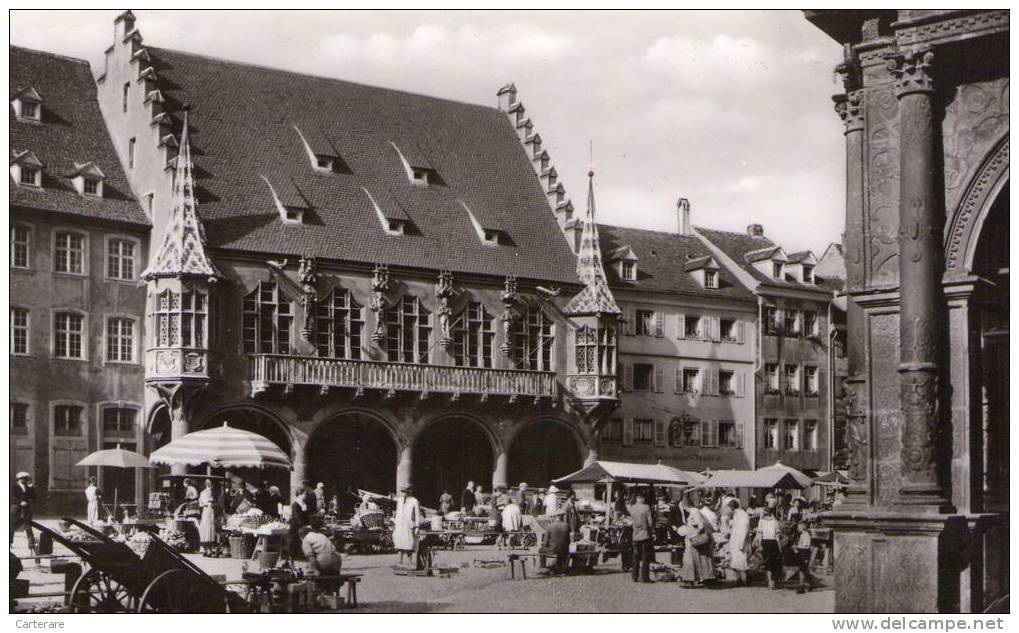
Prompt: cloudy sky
<box><xmin>11</xmin><ymin>10</ymin><xmax>846</xmax><ymax>253</ymax></box>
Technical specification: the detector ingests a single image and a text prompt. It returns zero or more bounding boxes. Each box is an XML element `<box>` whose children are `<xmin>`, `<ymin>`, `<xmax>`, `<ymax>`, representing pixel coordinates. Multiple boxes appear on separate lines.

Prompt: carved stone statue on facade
<box><xmin>370</xmin><ymin>264</ymin><xmax>391</xmax><ymax>345</ymax></box>
<box><xmin>297</xmin><ymin>256</ymin><xmax>318</xmax><ymax>340</ymax></box>
<box><xmin>499</xmin><ymin>276</ymin><xmax>519</xmax><ymax>356</ymax></box>
<box><xmin>435</xmin><ymin>270</ymin><xmax>457</xmax><ymax>350</ymax></box>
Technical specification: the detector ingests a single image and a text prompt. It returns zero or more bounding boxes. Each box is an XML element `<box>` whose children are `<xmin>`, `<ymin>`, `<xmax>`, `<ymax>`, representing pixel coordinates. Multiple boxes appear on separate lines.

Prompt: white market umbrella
<box><xmin>760</xmin><ymin>460</ymin><xmax>814</xmax><ymax>488</ymax></box>
<box><xmin>149</xmin><ymin>422</ymin><xmax>291</xmax><ymax>470</ymax></box>
<box><xmin>77</xmin><ymin>444</ymin><xmax>152</xmax><ymax>520</ymax></box>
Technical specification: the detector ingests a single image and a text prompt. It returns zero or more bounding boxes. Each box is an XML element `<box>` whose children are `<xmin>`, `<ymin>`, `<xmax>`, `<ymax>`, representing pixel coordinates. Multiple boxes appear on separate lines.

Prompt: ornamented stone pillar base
<box><xmin>823</xmin><ymin>511</ymin><xmax>972</xmax><ymax>613</ymax></box>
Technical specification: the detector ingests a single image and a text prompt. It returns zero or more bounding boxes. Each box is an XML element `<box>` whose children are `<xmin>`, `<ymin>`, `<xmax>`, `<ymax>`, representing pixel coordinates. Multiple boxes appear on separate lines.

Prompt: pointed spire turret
<box><xmin>564</xmin><ymin>170</ymin><xmax>620</xmax><ymax>316</ymax></box>
<box><xmin>142</xmin><ymin>110</ymin><xmax>218</xmax><ymax>281</ymax></box>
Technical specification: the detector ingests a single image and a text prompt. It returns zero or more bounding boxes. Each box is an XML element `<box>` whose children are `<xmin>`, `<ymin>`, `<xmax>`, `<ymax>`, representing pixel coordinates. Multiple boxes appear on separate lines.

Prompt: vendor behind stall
<box><xmin>300</xmin><ymin>523</ymin><xmax>342</xmax><ymax>576</ymax></box>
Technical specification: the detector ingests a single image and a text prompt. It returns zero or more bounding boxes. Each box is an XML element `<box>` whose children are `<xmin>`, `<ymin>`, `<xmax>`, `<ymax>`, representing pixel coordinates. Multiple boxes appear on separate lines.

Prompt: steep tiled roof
<box><xmin>10</xmin><ymin>46</ymin><xmax>148</xmax><ymax>226</ymax></box>
<box><xmin>143</xmin><ymin>47</ymin><xmax>579</xmax><ymax>285</ymax></box>
<box><xmin>786</xmin><ymin>250</ymin><xmax>814</xmax><ymax>263</ymax></box>
<box><xmin>696</xmin><ymin>226</ymin><xmax>831</xmax><ymax>295</ymax></box>
<box><xmin>597</xmin><ymin>225</ymin><xmax>754</xmax><ymax>302</ymax></box>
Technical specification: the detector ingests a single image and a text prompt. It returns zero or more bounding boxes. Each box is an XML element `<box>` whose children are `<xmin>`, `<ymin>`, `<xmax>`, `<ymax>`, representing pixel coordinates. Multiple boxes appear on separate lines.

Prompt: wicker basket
<box><xmin>228</xmin><ymin>534</ymin><xmax>254</xmax><ymax>559</ymax></box>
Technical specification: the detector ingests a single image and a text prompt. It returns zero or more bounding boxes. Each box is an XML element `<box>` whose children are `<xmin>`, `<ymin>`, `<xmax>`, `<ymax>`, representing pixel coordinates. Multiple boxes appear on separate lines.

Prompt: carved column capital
<box><xmin>887</xmin><ymin>48</ymin><xmax>935</xmax><ymax>97</ymax></box>
<box><xmin>833</xmin><ymin>89</ymin><xmax>865</xmax><ymax>134</ymax></box>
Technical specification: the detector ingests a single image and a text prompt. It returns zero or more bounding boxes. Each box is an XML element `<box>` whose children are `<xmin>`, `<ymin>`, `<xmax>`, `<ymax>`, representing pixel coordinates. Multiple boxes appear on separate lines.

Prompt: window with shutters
<box><xmin>105</xmin><ymin>317</ymin><xmax>135</xmax><ymax>363</ymax></box>
<box><xmin>804</xmin><ymin>420</ymin><xmax>818</xmax><ymax>451</ymax></box>
<box><xmin>106</xmin><ymin>238</ymin><xmax>137</xmax><ymax>280</ymax></box>
<box><xmin>682</xmin><ymin>367</ymin><xmax>700</xmax><ymax>393</ymax></box>
<box><xmin>803</xmin><ymin>311</ymin><xmax>819</xmax><ymax>338</ymax></box>
<box><xmin>53</xmin><ymin>404</ymin><xmax>83</xmax><ymax>437</ymax></box>
<box><xmin>701</xmin><ymin>420</ymin><xmax>718</xmax><ymax>448</ymax></box>
<box><xmin>54</xmin><ymin>231</ymin><xmax>86</xmax><ymax>275</ymax></box>
<box><xmin>718</xmin><ymin>420</ymin><xmax>739</xmax><ymax>448</ymax></box>
<box><xmin>11</xmin><ymin>402</ymin><xmax>29</xmax><ymax>435</ymax></box>
<box><xmin>719</xmin><ymin>318</ymin><xmax>737</xmax><ymax>342</ymax></box>
<box><xmin>765</xmin><ymin>363</ymin><xmax>780</xmax><ymax>393</ymax></box>
<box><xmin>11</xmin><ymin>224</ymin><xmax>31</xmax><ymax>269</ymax></box>
<box><xmin>633</xmin><ymin>418</ymin><xmax>654</xmax><ymax>445</ymax></box>
<box><xmin>603</xmin><ymin>418</ymin><xmax>623</xmax><ymax>444</ymax></box>
<box><xmin>11</xmin><ymin>307</ymin><xmax>29</xmax><ymax>356</ymax></box>
<box><xmin>101</xmin><ymin>407</ymin><xmax>137</xmax><ymax>437</ymax></box>
<box><xmin>242</xmin><ymin>282</ymin><xmax>292</xmax><ymax>354</ymax></box>
<box><xmin>783</xmin><ymin>419</ymin><xmax>800</xmax><ymax>450</ymax></box>
<box><xmin>53</xmin><ymin>311</ymin><xmax>85</xmax><ymax>359</ymax></box>
<box><xmin>632</xmin><ymin>363</ymin><xmax>654</xmax><ymax>392</ymax></box>
<box><xmin>385</xmin><ymin>295</ymin><xmax>431</xmax><ymax>363</ymax></box>
<box><xmin>805</xmin><ymin>365</ymin><xmax>820</xmax><ymax>396</ymax></box>
<box><xmin>784</xmin><ymin>310</ymin><xmax>801</xmax><ymax>336</ymax></box>
<box><xmin>764</xmin><ymin>418</ymin><xmax>779</xmax><ymax>449</ymax></box>
<box><xmin>512</xmin><ymin>307</ymin><xmax>553</xmax><ymax>371</ymax></box>
<box><xmin>764</xmin><ymin>307</ymin><xmax>780</xmax><ymax>334</ymax></box>
<box><xmin>316</xmin><ymin>289</ymin><xmax>363</xmax><ymax>359</ymax></box>
<box><xmin>452</xmin><ymin>302</ymin><xmax>495</xmax><ymax>368</ymax></box>
<box><xmin>634</xmin><ymin>310</ymin><xmax>654</xmax><ymax>336</ymax></box>
<box><xmin>785</xmin><ymin>364</ymin><xmax>801</xmax><ymax>394</ymax></box>
<box><xmin>718</xmin><ymin>370</ymin><xmax>735</xmax><ymax>395</ymax></box>
<box><xmin>684</xmin><ymin>315</ymin><xmax>702</xmax><ymax>339</ymax></box>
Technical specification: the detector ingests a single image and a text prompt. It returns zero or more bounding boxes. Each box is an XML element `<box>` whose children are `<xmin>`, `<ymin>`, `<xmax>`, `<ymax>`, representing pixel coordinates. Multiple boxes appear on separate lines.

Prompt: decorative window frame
<box><xmin>10</xmin><ymin>221</ymin><xmax>33</xmax><ymax>270</ymax></box>
<box><xmin>52</xmin><ymin>228</ymin><xmax>90</xmax><ymax>277</ymax></box>
<box><xmin>51</xmin><ymin>308</ymin><xmax>89</xmax><ymax>361</ymax></box>
<box><xmin>102</xmin><ymin>313</ymin><xmax>141</xmax><ymax>366</ymax></box>
<box><xmin>103</xmin><ymin>234</ymin><xmax>141</xmax><ymax>282</ymax></box>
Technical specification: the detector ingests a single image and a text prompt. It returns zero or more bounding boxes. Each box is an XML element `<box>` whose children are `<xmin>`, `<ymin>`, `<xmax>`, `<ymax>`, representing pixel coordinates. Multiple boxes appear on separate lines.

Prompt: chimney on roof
<box><xmin>677</xmin><ymin>198</ymin><xmax>691</xmax><ymax>235</ymax></box>
<box><xmin>496</xmin><ymin>83</ymin><xmax>518</xmax><ymax>112</ymax></box>
<box><xmin>747</xmin><ymin>223</ymin><xmax>764</xmax><ymax>237</ymax></box>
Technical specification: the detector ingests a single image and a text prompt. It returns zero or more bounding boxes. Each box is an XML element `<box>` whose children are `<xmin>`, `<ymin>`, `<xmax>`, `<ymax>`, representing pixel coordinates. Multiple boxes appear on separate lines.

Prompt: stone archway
<box><xmin>306</xmin><ymin>411</ymin><xmax>399</xmax><ymax>510</ymax></box>
<box><xmin>412</xmin><ymin>416</ymin><xmax>496</xmax><ymax>509</ymax></box>
<box><xmin>507</xmin><ymin>419</ymin><xmax>585</xmax><ymax>489</ymax></box>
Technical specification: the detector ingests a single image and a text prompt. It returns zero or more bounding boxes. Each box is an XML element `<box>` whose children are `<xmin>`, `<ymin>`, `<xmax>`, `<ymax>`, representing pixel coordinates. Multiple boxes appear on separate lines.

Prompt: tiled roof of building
<box><xmin>143</xmin><ymin>47</ymin><xmax>579</xmax><ymax>285</ymax></box>
<box><xmin>786</xmin><ymin>250</ymin><xmax>814</xmax><ymax>263</ymax></box>
<box><xmin>9</xmin><ymin>46</ymin><xmax>148</xmax><ymax>227</ymax></box>
<box><xmin>696</xmin><ymin>226</ymin><xmax>831</xmax><ymax>295</ymax></box>
<box><xmin>597</xmin><ymin>224</ymin><xmax>755</xmax><ymax>302</ymax></box>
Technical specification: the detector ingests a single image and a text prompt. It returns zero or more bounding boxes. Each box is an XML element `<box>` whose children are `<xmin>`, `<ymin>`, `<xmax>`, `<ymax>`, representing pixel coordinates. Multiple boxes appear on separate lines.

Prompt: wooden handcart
<box><xmin>30</xmin><ymin>518</ymin><xmax>249</xmax><ymax>613</ymax></box>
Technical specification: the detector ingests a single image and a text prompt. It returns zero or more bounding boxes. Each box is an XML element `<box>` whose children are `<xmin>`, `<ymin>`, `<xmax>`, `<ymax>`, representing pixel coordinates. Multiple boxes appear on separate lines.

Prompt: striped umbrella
<box><xmin>149</xmin><ymin>422</ymin><xmax>291</xmax><ymax>470</ymax></box>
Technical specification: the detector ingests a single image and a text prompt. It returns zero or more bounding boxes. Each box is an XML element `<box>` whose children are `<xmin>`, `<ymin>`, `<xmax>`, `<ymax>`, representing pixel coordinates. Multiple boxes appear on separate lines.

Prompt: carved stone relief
<box><xmin>865</xmin><ymin>84</ymin><xmax>901</xmax><ymax>285</ymax></box>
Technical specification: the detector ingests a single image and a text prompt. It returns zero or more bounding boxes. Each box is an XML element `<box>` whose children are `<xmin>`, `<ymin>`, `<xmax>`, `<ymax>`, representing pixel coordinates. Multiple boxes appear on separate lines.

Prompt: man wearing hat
<box><xmin>515</xmin><ymin>482</ymin><xmax>530</xmax><ymax>514</ymax></box>
<box><xmin>392</xmin><ymin>483</ymin><xmax>420</xmax><ymax>567</ymax></box>
<box><xmin>10</xmin><ymin>472</ymin><xmax>36</xmax><ymax>550</ymax></box>
<box><xmin>543</xmin><ymin>485</ymin><xmax>560</xmax><ymax>517</ymax></box>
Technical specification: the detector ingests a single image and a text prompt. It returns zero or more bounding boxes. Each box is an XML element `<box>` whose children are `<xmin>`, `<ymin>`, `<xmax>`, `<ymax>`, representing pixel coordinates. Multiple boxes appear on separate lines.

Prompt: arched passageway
<box><xmin>307</xmin><ymin>413</ymin><xmax>398</xmax><ymax>511</ymax></box>
<box><xmin>507</xmin><ymin>419</ymin><xmax>584</xmax><ymax>489</ymax></box>
<box><xmin>201</xmin><ymin>408</ymin><xmax>294</xmax><ymax>497</ymax></box>
<box><xmin>412</xmin><ymin>418</ymin><xmax>494</xmax><ymax>509</ymax></box>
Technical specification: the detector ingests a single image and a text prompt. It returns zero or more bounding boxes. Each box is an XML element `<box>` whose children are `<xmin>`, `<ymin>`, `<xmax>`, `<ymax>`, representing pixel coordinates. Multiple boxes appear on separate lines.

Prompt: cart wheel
<box><xmin>137</xmin><ymin>569</ymin><xmax>207</xmax><ymax>613</ymax></box>
<box><xmin>70</xmin><ymin>568</ymin><xmax>135</xmax><ymax>613</ymax></box>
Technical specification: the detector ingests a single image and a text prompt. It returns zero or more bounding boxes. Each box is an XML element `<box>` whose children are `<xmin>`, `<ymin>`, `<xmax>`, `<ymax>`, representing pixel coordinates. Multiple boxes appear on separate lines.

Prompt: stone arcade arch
<box><xmin>412</xmin><ymin>415</ymin><xmax>497</xmax><ymax>509</ymax></box>
<box><xmin>507</xmin><ymin>418</ymin><xmax>585</xmax><ymax>489</ymax></box>
<box><xmin>305</xmin><ymin>411</ymin><xmax>399</xmax><ymax>508</ymax></box>
<box><xmin>199</xmin><ymin>405</ymin><xmax>295</xmax><ymax>498</ymax></box>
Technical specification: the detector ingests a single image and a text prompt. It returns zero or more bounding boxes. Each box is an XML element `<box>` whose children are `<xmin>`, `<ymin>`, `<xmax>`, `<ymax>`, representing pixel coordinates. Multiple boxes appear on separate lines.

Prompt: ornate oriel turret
<box><xmin>141</xmin><ymin>111</ymin><xmax>219</xmax><ymax>457</ymax></box>
<box><xmin>563</xmin><ymin>171</ymin><xmax>621</xmax><ymax>434</ymax></box>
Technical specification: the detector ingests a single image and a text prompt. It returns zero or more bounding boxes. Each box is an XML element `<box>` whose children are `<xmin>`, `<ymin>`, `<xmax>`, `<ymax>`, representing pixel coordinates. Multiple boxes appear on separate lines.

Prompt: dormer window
<box><xmin>621</xmin><ymin>261</ymin><xmax>636</xmax><ymax>281</ymax></box>
<box><xmin>705</xmin><ymin>270</ymin><xmax>719</xmax><ymax>289</ymax></box>
<box><xmin>70</xmin><ymin>162</ymin><xmax>106</xmax><ymax>198</ymax></box>
<box><xmin>19</xmin><ymin>167</ymin><xmax>39</xmax><ymax>186</ymax></box>
<box><xmin>11</xmin><ymin>87</ymin><xmax>42</xmax><ymax>122</ymax></box>
<box><xmin>772</xmin><ymin>262</ymin><xmax>784</xmax><ymax>279</ymax></box>
<box><xmin>460</xmin><ymin>201</ymin><xmax>505</xmax><ymax>246</ymax></box>
<box><xmin>316</xmin><ymin>157</ymin><xmax>332</xmax><ymax>170</ymax></box>
<box><xmin>388</xmin><ymin>220</ymin><xmax>405</xmax><ymax>235</ymax></box>
<box><xmin>391</xmin><ymin>141</ymin><xmax>438</xmax><ymax>186</ymax></box>
<box><xmin>363</xmin><ymin>187</ymin><xmax>411</xmax><ymax>236</ymax></box>
<box><xmin>262</xmin><ymin>175</ymin><xmax>309</xmax><ymax>225</ymax></box>
<box><xmin>802</xmin><ymin>265</ymin><xmax>814</xmax><ymax>284</ymax></box>
<box><xmin>293</xmin><ymin>125</ymin><xmax>342</xmax><ymax>174</ymax></box>
<box><xmin>10</xmin><ymin>150</ymin><xmax>43</xmax><ymax>187</ymax></box>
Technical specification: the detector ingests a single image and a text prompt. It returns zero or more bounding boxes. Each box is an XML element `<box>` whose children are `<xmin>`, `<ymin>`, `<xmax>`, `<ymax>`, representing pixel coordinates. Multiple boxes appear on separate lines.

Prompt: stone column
<box><xmin>834</xmin><ymin>48</ymin><xmax>869</xmax><ymax>507</ymax></box>
<box><xmin>492</xmin><ymin>450</ymin><xmax>508</xmax><ymax>490</ymax></box>
<box><xmin>169</xmin><ymin>414</ymin><xmax>189</xmax><ymax>475</ymax></box>
<box><xmin>584</xmin><ymin>426</ymin><xmax>600</xmax><ymax>467</ymax></box>
<box><xmin>396</xmin><ymin>443</ymin><xmax>413</xmax><ymax>492</ymax></box>
<box><xmin>888</xmin><ymin>48</ymin><xmax>950</xmax><ymax>509</ymax></box>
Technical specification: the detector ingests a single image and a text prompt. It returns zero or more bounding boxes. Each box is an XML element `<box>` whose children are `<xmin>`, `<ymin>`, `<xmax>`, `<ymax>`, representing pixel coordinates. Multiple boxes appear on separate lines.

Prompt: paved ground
<box><xmin>12</xmin><ymin>528</ymin><xmax>833</xmax><ymax>613</ymax></box>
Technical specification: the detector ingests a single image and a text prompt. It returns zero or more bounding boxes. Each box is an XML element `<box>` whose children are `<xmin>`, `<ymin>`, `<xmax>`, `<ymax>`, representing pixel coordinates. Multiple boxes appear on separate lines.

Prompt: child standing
<box><xmin>795</xmin><ymin>521</ymin><xmax>814</xmax><ymax>594</ymax></box>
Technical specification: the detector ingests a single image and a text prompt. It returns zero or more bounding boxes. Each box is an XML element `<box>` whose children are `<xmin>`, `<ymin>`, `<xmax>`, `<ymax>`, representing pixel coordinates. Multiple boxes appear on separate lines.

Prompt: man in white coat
<box><xmin>392</xmin><ymin>483</ymin><xmax>420</xmax><ymax>568</ymax></box>
<box><xmin>544</xmin><ymin>485</ymin><xmax>560</xmax><ymax>517</ymax></box>
<box><xmin>501</xmin><ymin>497</ymin><xmax>522</xmax><ymax>532</ymax></box>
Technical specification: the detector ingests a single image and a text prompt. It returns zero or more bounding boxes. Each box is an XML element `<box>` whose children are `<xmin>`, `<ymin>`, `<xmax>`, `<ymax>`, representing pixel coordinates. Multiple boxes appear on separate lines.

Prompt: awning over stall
<box><xmin>553</xmin><ymin>460</ymin><xmax>703</xmax><ymax>486</ymax></box>
<box><xmin>700</xmin><ymin>469</ymin><xmax>808</xmax><ymax>490</ymax></box>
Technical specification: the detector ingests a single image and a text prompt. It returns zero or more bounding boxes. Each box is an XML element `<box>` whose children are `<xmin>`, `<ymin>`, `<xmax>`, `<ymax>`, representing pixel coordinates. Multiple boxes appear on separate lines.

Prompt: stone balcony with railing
<box><xmin>248</xmin><ymin>354</ymin><xmax>558</xmax><ymax>401</ymax></box>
